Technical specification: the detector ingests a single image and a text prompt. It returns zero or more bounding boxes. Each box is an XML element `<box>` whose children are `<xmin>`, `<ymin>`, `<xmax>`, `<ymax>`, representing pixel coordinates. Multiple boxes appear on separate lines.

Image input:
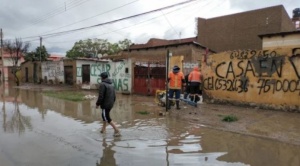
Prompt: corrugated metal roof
<box><xmin>128</xmin><ymin>37</ymin><xmax>200</xmax><ymax>50</ymax></box>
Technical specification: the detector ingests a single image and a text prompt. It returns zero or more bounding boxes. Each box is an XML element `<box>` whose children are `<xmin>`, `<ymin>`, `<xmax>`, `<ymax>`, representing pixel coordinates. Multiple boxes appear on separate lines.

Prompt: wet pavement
<box><xmin>0</xmin><ymin>82</ymin><xmax>300</xmax><ymax>166</ymax></box>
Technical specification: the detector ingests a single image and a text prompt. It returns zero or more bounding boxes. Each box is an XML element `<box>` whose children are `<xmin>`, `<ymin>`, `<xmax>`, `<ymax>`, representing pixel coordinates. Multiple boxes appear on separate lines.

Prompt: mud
<box><xmin>168</xmin><ymin>102</ymin><xmax>300</xmax><ymax>146</ymax></box>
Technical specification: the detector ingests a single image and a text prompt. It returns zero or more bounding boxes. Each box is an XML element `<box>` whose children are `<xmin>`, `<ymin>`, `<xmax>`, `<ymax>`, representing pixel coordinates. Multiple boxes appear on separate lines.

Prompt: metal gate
<box><xmin>134</xmin><ymin>62</ymin><xmax>166</xmax><ymax>96</ymax></box>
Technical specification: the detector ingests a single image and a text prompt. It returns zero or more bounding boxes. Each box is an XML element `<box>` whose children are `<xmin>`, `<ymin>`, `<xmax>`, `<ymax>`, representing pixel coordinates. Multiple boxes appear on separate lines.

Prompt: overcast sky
<box><xmin>0</xmin><ymin>0</ymin><xmax>297</xmax><ymax>55</ymax></box>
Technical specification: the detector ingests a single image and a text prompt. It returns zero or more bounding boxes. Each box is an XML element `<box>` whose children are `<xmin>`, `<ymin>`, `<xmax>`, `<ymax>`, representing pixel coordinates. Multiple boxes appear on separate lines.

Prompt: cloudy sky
<box><xmin>0</xmin><ymin>0</ymin><xmax>297</xmax><ymax>55</ymax></box>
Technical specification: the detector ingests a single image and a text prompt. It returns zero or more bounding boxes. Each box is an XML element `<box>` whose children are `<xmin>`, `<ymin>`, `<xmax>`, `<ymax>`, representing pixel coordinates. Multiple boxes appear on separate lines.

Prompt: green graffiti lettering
<box><xmin>109</xmin><ymin>78</ymin><xmax>129</xmax><ymax>91</ymax></box>
<box><xmin>123</xmin><ymin>78</ymin><xmax>128</xmax><ymax>91</ymax></box>
<box><xmin>106</xmin><ymin>64</ymin><xmax>111</xmax><ymax>76</ymax></box>
<box><xmin>112</xmin><ymin>79</ymin><xmax>118</xmax><ymax>89</ymax></box>
<box><xmin>90</xmin><ymin>64</ymin><xmax>97</xmax><ymax>76</ymax></box>
<box><xmin>112</xmin><ymin>62</ymin><xmax>125</xmax><ymax>77</ymax></box>
<box><xmin>96</xmin><ymin>63</ymin><xmax>102</xmax><ymax>72</ymax></box>
<box><xmin>101</xmin><ymin>64</ymin><xmax>105</xmax><ymax>72</ymax></box>
<box><xmin>118</xmin><ymin>79</ymin><xmax>123</xmax><ymax>90</ymax></box>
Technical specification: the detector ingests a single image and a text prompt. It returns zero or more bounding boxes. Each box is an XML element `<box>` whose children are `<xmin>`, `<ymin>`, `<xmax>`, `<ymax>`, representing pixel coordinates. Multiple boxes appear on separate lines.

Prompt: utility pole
<box><xmin>0</xmin><ymin>28</ymin><xmax>3</xmax><ymax>81</ymax></box>
<box><xmin>165</xmin><ymin>49</ymin><xmax>170</xmax><ymax>112</ymax></box>
<box><xmin>39</xmin><ymin>36</ymin><xmax>42</xmax><ymax>62</ymax></box>
<box><xmin>39</xmin><ymin>36</ymin><xmax>42</xmax><ymax>84</ymax></box>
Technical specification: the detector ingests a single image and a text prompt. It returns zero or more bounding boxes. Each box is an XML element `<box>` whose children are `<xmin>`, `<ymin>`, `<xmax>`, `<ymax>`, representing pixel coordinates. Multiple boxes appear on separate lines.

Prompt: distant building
<box><xmin>259</xmin><ymin>31</ymin><xmax>300</xmax><ymax>49</ymax></box>
<box><xmin>1</xmin><ymin>50</ymin><xmax>25</xmax><ymax>81</ymax></box>
<box><xmin>197</xmin><ymin>5</ymin><xmax>296</xmax><ymax>52</ymax></box>
<box><xmin>103</xmin><ymin>37</ymin><xmax>214</xmax><ymax>95</ymax></box>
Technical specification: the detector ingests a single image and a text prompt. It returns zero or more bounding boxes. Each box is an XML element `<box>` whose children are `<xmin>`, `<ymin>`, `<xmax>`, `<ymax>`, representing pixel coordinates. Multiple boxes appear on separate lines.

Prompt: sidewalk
<box><xmin>168</xmin><ymin>102</ymin><xmax>300</xmax><ymax>145</ymax></box>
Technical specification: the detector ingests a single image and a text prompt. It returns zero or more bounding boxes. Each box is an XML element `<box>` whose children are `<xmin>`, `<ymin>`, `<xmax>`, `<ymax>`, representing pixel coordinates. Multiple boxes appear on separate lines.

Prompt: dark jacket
<box><xmin>96</xmin><ymin>78</ymin><xmax>116</xmax><ymax>109</ymax></box>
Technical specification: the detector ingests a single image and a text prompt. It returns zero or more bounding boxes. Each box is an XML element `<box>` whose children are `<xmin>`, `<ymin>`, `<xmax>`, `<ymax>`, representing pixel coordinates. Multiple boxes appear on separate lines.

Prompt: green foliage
<box><xmin>222</xmin><ymin>115</ymin><xmax>238</xmax><ymax>122</ymax></box>
<box><xmin>137</xmin><ymin>111</ymin><xmax>150</xmax><ymax>115</ymax></box>
<box><xmin>25</xmin><ymin>46</ymin><xmax>49</xmax><ymax>61</ymax></box>
<box><xmin>43</xmin><ymin>91</ymin><xmax>85</xmax><ymax>102</ymax></box>
<box><xmin>66</xmin><ymin>38</ymin><xmax>132</xmax><ymax>59</ymax></box>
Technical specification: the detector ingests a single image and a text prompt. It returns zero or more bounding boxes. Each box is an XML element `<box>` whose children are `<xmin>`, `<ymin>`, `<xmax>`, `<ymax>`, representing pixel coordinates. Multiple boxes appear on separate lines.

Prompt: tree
<box><xmin>118</xmin><ymin>39</ymin><xmax>132</xmax><ymax>51</ymax></box>
<box><xmin>66</xmin><ymin>38</ymin><xmax>132</xmax><ymax>59</ymax></box>
<box><xmin>25</xmin><ymin>45</ymin><xmax>49</xmax><ymax>61</ymax></box>
<box><xmin>3</xmin><ymin>38</ymin><xmax>30</xmax><ymax>86</ymax></box>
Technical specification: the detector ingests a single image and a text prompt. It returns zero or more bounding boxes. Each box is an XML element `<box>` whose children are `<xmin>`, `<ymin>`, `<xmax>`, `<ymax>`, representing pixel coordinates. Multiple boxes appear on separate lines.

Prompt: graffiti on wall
<box><xmin>76</xmin><ymin>61</ymin><xmax>130</xmax><ymax>91</ymax></box>
<box><xmin>42</xmin><ymin>62</ymin><xmax>64</xmax><ymax>78</ymax></box>
<box><xmin>203</xmin><ymin>49</ymin><xmax>300</xmax><ymax>95</ymax></box>
<box><xmin>183</xmin><ymin>62</ymin><xmax>198</xmax><ymax>68</ymax></box>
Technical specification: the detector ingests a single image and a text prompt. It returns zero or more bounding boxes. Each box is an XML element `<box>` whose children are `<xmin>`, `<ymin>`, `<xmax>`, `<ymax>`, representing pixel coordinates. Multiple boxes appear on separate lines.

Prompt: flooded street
<box><xmin>1</xmin><ymin>83</ymin><xmax>300</xmax><ymax>166</ymax></box>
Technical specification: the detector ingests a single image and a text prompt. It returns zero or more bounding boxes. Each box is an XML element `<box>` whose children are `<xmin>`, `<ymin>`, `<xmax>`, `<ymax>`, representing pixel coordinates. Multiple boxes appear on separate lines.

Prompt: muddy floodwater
<box><xmin>0</xmin><ymin>83</ymin><xmax>300</xmax><ymax>166</ymax></box>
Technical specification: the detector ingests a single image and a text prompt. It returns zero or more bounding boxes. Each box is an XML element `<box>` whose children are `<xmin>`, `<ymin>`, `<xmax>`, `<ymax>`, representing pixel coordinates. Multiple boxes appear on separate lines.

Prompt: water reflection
<box><xmin>1</xmin><ymin>86</ymin><xmax>32</xmax><ymax>134</ymax></box>
<box><xmin>0</xmin><ymin>83</ymin><xmax>300</xmax><ymax>166</ymax></box>
<box><xmin>96</xmin><ymin>138</ymin><xmax>116</xmax><ymax>166</ymax></box>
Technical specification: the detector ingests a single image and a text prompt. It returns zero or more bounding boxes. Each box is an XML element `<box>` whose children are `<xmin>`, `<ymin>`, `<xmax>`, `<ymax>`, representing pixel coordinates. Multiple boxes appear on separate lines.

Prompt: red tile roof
<box><xmin>47</xmin><ymin>54</ymin><xmax>63</xmax><ymax>61</ymax></box>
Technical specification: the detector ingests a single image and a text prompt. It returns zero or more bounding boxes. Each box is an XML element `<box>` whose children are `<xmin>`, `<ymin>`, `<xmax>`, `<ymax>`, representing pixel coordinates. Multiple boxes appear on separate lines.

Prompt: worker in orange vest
<box><xmin>188</xmin><ymin>66</ymin><xmax>201</xmax><ymax>103</ymax></box>
<box><xmin>167</xmin><ymin>65</ymin><xmax>185</xmax><ymax>110</ymax></box>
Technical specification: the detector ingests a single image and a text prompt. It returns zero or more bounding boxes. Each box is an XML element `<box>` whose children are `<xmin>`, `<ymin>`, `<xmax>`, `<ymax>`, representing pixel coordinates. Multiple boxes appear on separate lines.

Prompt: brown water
<box><xmin>0</xmin><ymin>83</ymin><xmax>300</xmax><ymax>166</ymax></box>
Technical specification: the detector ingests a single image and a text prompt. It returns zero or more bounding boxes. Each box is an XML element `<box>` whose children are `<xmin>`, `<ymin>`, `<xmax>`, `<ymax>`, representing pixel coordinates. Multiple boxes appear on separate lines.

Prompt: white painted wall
<box><xmin>41</xmin><ymin>61</ymin><xmax>64</xmax><ymax>83</ymax></box>
<box><xmin>3</xmin><ymin>57</ymin><xmax>24</xmax><ymax>67</ymax></box>
<box><xmin>76</xmin><ymin>59</ymin><xmax>132</xmax><ymax>92</ymax></box>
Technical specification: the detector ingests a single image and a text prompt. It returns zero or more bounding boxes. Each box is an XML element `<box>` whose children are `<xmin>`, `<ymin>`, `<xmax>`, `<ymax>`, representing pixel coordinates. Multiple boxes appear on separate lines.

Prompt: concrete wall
<box><xmin>123</xmin><ymin>44</ymin><xmax>208</xmax><ymax>75</ymax></box>
<box><xmin>20</xmin><ymin>61</ymin><xmax>42</xmax><ymax>83</ymax></box>
<box><xmin>125</xmin><ymin>44</ymin><xmax>202</xmax><ymax>62</ymax></box>
<box><xmin>262</xmin><ymin>33</ymin><xmax>300</xmax><ymax>49</ymax></box>
<box><xmin>202</xmin><ymin>47</ymin><xmax>300</xmax><ymax>111</ymax></box>
<box><xmin>198</xmin><ymin>5</ymin><xmax>296</xmax><ymax>52</ymax></box>
<box><xmin>75</xmin><ymin>60</ymin><xmax>132</xmax><ymax>93</ymax></box>
<box><xmin>3</xmin><ymin>57</ymin><xmax>25</xmax><ymax>81</ymax></box>
<box><xmin>41</xmin><ymin>61</ymin><xmax>64</xmax><ymax>84</ymax></box>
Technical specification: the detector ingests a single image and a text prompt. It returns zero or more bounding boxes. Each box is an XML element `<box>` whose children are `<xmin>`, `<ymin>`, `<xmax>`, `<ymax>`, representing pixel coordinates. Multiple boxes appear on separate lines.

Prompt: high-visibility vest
<box><xmin>168</xmin><ymin>71</ymin><xmax>184</xmax><ymax>89</ymax></box>
<box><xmin>188</xmin><ymin>68</ymin><xmax>201</xmax><ymax>83</ymax></box>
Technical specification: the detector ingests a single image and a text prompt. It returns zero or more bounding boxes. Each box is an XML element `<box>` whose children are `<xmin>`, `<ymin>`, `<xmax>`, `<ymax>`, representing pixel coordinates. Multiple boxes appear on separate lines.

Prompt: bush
<box><xmin>222</xmin><ymin>115</ymin><xmax>238</xmax><ymax>122</ymax></box>
<box><xmin>137</xmin><ymin>111</ymin><xmax>150</xmax><ymax>115</ymax></box>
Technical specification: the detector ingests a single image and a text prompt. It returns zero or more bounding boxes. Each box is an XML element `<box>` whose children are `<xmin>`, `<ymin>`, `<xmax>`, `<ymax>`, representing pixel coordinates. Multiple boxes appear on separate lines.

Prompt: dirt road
<box><xmin>17</xmin><ymin>83</ymin><xmax>300</xmax><ymax>146</ymax></box>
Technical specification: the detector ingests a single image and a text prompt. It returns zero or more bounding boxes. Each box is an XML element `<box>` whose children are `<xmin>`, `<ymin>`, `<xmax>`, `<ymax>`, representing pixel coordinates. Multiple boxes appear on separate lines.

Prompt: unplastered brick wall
<box><xmin>202</xmin><ymin>47</ymin><xmax>300</xmax><ymax>111</ymax></box>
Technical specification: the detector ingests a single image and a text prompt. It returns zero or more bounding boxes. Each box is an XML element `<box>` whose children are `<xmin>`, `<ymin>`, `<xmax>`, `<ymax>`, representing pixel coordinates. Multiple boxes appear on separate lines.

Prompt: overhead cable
<box><xmin>22</xmin><ymin>0</ymin><xmax>197</xmax><ymax>39</ymax></box>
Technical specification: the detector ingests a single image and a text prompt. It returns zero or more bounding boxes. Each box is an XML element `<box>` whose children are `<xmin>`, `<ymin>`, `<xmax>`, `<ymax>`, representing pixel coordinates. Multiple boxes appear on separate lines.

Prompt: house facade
<box><xmin>197</xmin><ymin>5</ymin><xmax>296</xmax><ymax>52</ymax></box>
<box><xmin>74</xmin><ymin>58</ymin><xmax>132</xmax><ymax>93</ymax></box>
<box><xmin>258</xmin><ymin>31</ymin><xmax>300</xmax><ymax>49</ymax></box>
<box><xmin>20</xmin><ymin>61</ymin><xmax>41</xmax><ymax>83</ymax></box>
<box><xmin>20</xmin><ymin>58</ymin><xmax>133</xmax><ymax>93</ymax></box>
<box><xmin>41</xmin><ymin>60</ymin><xmax>65</xmax><ymax>84</ymax></box>
<box><xmin>1</xmin><ymin>51</ymin><xmax>25</xmax><ymax>81</ymax></box>
<box><xmin>201</xmin><ymin>30</ymin><xmax>300</xmax><ymax>111</ymax></box>
<box><xmin>105</xmin><ymin>37</ymin><xmax>214</xmax><ymax>95</ymax></box>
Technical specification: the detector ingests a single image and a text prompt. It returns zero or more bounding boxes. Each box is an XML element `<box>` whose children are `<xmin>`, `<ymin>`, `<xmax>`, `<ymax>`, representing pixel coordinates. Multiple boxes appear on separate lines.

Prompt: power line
<box><xmin>21</xmin><ymin>0</ymin><xmax>197</xmax><ymax>40</ymax></box>
<box><xmin>42</xmin><ymin>0</ymin><xmax>140</xmax><ymax>34</ymax></box>
<box><xmin>160</xmin><ymin>0</ymin><xmax>208</xmax><ymax>36</ymax></box>
<box><xmin>30</xmin><ymin>0</ymin><xmax>93</xmax><ymax>25</ymax></box>
<box><xmin>160</xmin><ymin>10</ymin><xmax>178</xmax><ymax>37</ymax></box>
<box><xmin>165</xmin><ymin>0</ymin><xmax>220</xmax><ymax>37</ymax></box>
<box><xmin>45</xmin><ymin>0</ymin><xmax>200</xmax><ymax>44</ymax></box>
<box><xmin>19</xmin><ymin>0</ymin><xmax>94</xmax><ymax>35</ymax></box>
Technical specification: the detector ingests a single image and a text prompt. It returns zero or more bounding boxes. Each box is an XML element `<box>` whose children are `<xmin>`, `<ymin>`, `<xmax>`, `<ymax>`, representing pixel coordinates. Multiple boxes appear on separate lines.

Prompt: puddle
<box><xmin>0</xmin><ymin>84</ymin><xmax>300</xmax><ymax>166</ymax></box>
